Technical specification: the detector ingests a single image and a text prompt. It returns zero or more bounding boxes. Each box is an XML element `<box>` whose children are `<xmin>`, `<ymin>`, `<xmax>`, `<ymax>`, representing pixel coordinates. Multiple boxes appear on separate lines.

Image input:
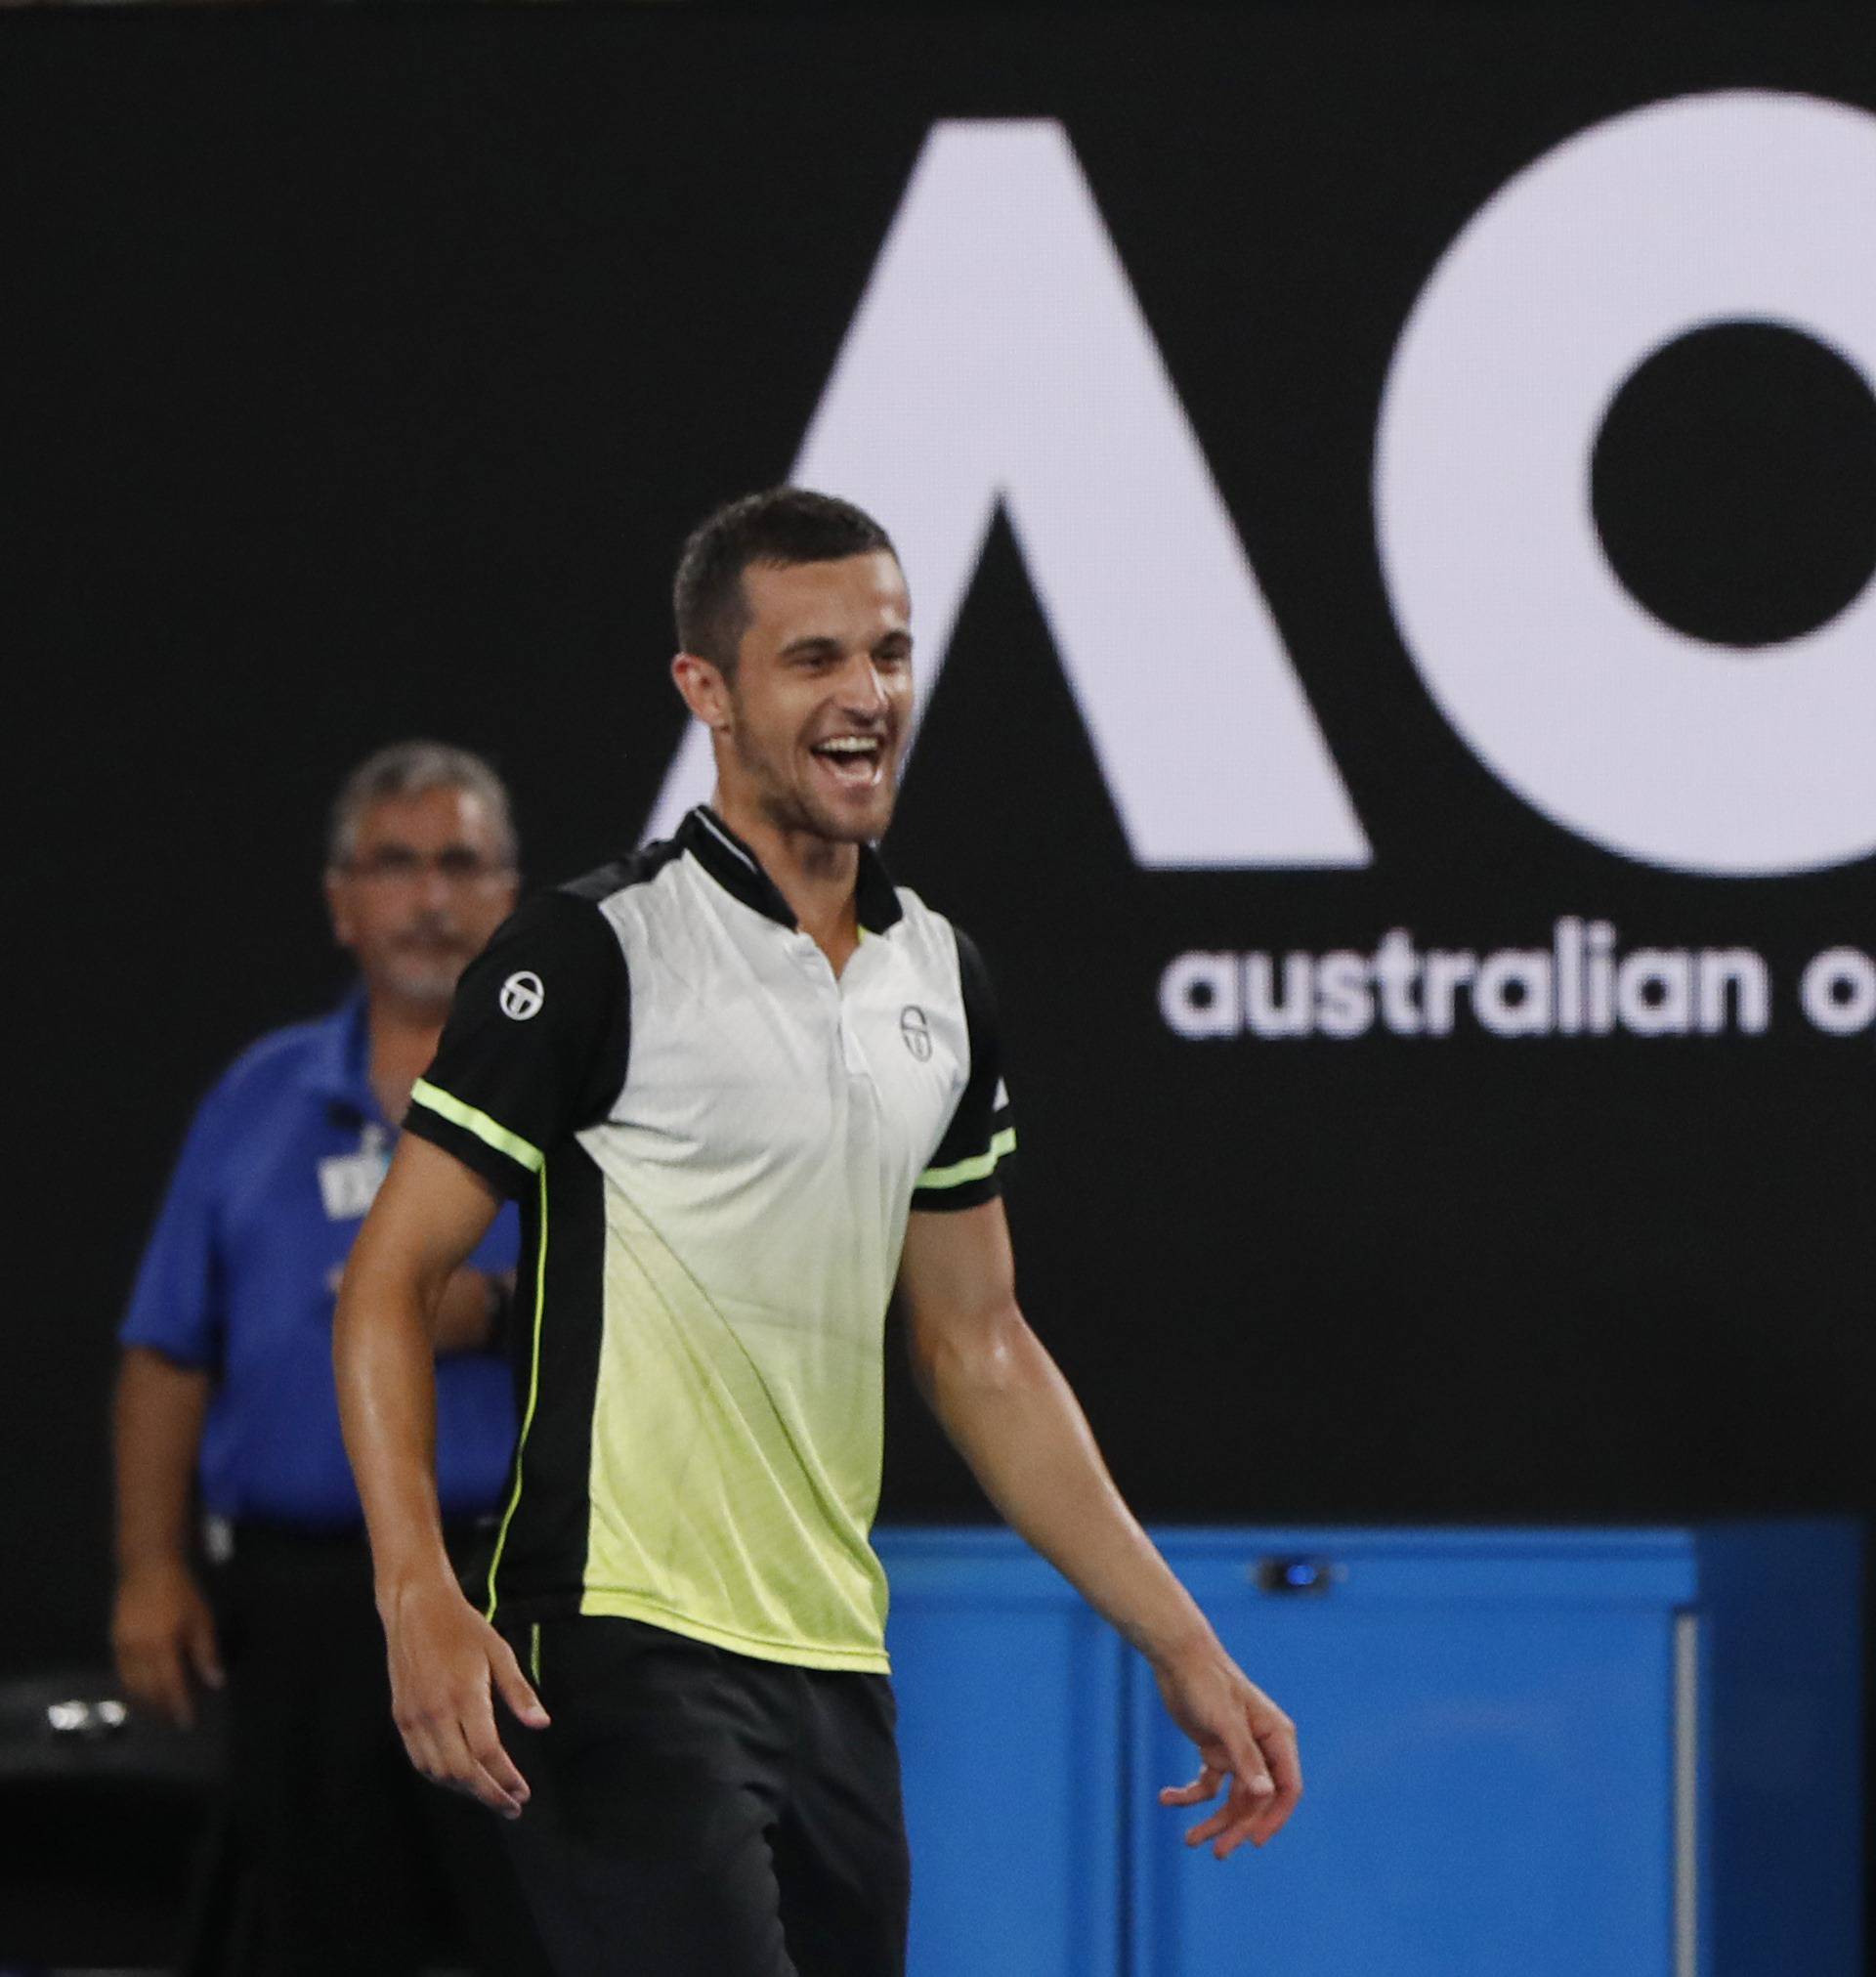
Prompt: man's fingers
<box><xmin>163</xmin><ymin>1649</ymin><xmax>199</xmax><ymax>1728</ymax></box>
<box><xmin>128</xmin><ymin>1647</ymin><xmax>194</xmax><ymax>1729</ymax></box>
<box><xmin>1157</xmin><ymin>1762</ymin><xmax>1222</xmax><ymax>1808</ymax></box>
<box><xmin>398</xmin><ymin>1683</ymin><xmax>532</xmax><ymax>1820</ymax></box>
<box><xmin>490</xmin><ymin>1639</ymin><xmax>550</xmax><ymax>1731</ymax></box>
<box><xmin>1163</xmin><ymin>1725</ymin><xmax>1298</xmax><ymax>1856</ymax></box>
<box><xmin>1154</xmin><ymin>1664</ymin><xmax>1300</xmax><ymax>1859</ymax></box>
<box><xmin>186</xmin><ymin>1613</ymin><xmax>225</xmax><ymax>1692</ymax></box>
<box><xmin>1247</xmin><ymin>1720</ymin><xmax>1304</xmax><ymax>1845</ymax></box>
<box><xmin>1183</xmin><ymin>1799</ymin><xmax>1236</xmax><ymax>1849</ymax></box>
<box><xmin>1215</xmin><ymin>1776</ymin><xmax>1276</xmax><ymax>1858</ymax></box>
<box><xmin>435</xmin><ymin>1721</ymin><xmax>527</xmax><ymax>1818</ymax></box>
<box><xmin>1259</xmin><ymin>1715</ymin><xmax>1302</xmax><ymax>1791</ymax></box>
<box><xmin>465</xmin><ymin>1722</ymin><xmax>532</xmax><ymax>1809</ymax></box>
<box><xmin>400</xmin><ymin>1720</ymin><xmax>448</xmax><ymax>1791</ymax></box>
<box><xmin>1172</xmin><ymin>1766</ymin><xmax>1264</xmax><ymax>1858</ymax></box>
<box><xmin>383</xmin><ymin>1592</ymin><xmax>550</xmax><ymax>1816</ymax></box>
<box><xmin>1202</xmin><ymin>1733</ymin><xmax>1302</xmax><ymax>1858</ymax></box>
<box><xmin>461</xmin><ymin>1679</ymin><xmax>533</xmax><ymax>1807</ymax></box>
<box><xmin>400</xmin><ymin>1713</ymin><xmax>521</xmax><ymax>1818</ymax></box>
<box><xmin>1226</xmin><ymin>1727</ymin><xmax>1276</xmax><ymax>1800</ymax></box>
<box><xmin>113</xmin><ymin>1649</ymin><xmax>155</xmax><ymax>1710</ymax></box>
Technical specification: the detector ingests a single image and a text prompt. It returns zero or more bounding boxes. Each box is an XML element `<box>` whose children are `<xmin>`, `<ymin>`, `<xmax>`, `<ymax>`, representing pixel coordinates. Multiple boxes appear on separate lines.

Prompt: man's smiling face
<box><xmin>711</xmin><ymin>550</ymin><xmax>915</xmax><ymax>845</ymax></box>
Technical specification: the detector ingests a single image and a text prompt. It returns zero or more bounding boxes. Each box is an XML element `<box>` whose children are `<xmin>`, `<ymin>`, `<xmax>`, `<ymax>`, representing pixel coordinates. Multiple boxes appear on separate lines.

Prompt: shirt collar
<box><xmin>296</xmin><ymin>986</ymin><xmax>379</xmax><ymax>1115</ymax></box>
<box><xmin>677</xmin><ymin>806</ymin><xmax>905</xmax><ymax>935</ymax></box>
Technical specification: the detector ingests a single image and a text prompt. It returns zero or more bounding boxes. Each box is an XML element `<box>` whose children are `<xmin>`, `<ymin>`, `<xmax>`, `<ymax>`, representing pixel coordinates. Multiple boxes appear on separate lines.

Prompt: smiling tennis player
<box><xmin>334</xmin><ymin>487</ymin><xmax>1302</xmax><ymax>1976</ymax></box>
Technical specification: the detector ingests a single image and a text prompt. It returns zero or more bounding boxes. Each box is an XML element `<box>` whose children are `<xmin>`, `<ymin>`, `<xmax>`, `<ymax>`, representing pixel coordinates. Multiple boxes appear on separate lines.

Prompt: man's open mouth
<box><xmin>810</xmin><ymin>735</ymin><xmax>886</xmax><ymax>790</ymax></box>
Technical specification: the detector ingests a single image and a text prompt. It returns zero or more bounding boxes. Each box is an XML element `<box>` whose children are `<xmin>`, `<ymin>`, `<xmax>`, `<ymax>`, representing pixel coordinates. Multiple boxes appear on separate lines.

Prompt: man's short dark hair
<box><xmin>673</xmin><ymin>487</ymin><xmax>897</xmax><ymax>676</ymax></box>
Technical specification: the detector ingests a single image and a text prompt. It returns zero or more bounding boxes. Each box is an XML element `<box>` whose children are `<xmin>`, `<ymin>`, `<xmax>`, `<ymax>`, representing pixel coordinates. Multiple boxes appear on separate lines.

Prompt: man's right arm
<box><xmin>333</xmin><ymin>1133</ymin><xmax>548</xmax><ymax>1819</ymax></box>
<box><xmin>339</xmin><ymin>885</ymin><xmax>627</xmax><ymax>1815</ymax></box>
<box><xmin>110</xmin><ymin>1347</ymin><xmax>223</xmax><ymax>1727</ymax></box>
<box><xmin>112</xmin><ymin>1076</ymin><xmax>233</xmax><ymax>1731</ymax></box>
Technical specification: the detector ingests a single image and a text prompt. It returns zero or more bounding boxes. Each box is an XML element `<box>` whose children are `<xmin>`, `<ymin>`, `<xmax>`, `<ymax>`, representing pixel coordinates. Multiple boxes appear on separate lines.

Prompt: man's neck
<box><xmin>711</xmin><ymin>791</ymin><xmax>862</xmax><ymax>971</ymax></box>
<box><xmin>365</xmin><ymin>995</ymin><xmax>448</xmax><ymax>1124</ymax></box>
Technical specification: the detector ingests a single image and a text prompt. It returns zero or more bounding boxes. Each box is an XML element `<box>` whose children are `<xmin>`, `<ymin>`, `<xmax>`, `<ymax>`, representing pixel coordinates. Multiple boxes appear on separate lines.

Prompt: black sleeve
<box><xmin>405</xmin><ymin>891</ymin><xmax>629</xmax><ymax>1198</ymax></box>
<box><xmin>910</xmin><ymin>925</ymin><xmax>1016</xmax><ymax>1214</ymax></box>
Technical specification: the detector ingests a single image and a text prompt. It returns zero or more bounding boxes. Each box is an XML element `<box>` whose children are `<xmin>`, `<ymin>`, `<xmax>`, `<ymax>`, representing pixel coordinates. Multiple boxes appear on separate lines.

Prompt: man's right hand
<box><xmin>380</xmin><ymin>1576</ymin><xmax>550</xmax><ymax>1819</ymax></box>
<box><xmin>111</xmin><ymin>1559</ymin><xmax>223</xmax><ymax>1729</ymax></box>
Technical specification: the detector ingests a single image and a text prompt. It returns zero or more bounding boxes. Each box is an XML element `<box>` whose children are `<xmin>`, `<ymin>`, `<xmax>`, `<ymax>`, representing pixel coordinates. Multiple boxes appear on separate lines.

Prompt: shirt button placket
<box><xmin>837</xmin><ymin>1008</ymin><xmax>871</xmax><ymax>1079</ymax></box>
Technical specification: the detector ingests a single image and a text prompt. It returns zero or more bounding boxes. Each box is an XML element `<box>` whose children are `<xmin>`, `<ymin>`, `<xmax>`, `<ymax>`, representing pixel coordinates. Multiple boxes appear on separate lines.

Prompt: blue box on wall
<box><xmin>878</xmin><ymin>1533</ymin><xmax>1126</xmax><ymax>1975</ymax></box>
<box><xmin>877</xmin><ymin>1522</ymin><xmax>1860</xmax><ymax>1977</ymax></box>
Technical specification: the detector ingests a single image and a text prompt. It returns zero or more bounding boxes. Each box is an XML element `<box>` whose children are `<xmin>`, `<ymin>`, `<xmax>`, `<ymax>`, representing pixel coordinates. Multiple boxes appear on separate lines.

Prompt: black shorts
<box><xmin>497</xmin><ymin>1615</ymin><xmax>910</xmax><ymax>1977</ymax></box>
<box><xmin>213</xmin><ymin>1525</ymin><xmax>550</xmax><ymax>1977</ymax></box>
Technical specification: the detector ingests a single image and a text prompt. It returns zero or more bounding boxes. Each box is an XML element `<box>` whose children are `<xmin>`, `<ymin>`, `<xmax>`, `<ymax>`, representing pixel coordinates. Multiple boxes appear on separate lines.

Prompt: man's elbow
<box><xmin>331</xmin><ymin>1253</ymin><xmax>401</xmax><ymax>1365</ymax></box>
<box><xmin>908</xmin><ymin>1297</ymin><xmax>1035</xmax><ymax>1400</ymax></box>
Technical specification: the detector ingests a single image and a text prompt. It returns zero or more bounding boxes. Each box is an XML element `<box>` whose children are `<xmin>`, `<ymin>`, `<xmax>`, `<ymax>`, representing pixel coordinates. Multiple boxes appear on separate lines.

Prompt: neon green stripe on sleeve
<box><xmin>916</xmin><ymin>1125</ymin><xmax>1017</xmax><ymax>1192</ymax></box>
<box><xmin>409</xmin><ymin>1078</ymin><xmax>544</xmax><ymax>1174</ymax></box>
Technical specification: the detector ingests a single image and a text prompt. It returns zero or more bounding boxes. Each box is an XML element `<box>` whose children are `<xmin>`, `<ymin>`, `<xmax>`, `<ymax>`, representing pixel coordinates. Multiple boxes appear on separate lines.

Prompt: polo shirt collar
<box><xmin>296</xmin><ymin>986</ymin><xmax>380</xmax><ymax>1117</ymax></box>
<box><xmin>679</xmin><ymin>806</ymin><xmax>905</xmax><ymax>935</ymax></box>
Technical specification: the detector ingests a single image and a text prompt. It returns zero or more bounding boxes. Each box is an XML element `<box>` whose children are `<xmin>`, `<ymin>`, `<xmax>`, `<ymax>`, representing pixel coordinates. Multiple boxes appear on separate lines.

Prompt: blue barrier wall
<box><xmin>877</xmin><ymin>1523</ymin><xmax>1861</xmax><ymax>1977</ymax></box>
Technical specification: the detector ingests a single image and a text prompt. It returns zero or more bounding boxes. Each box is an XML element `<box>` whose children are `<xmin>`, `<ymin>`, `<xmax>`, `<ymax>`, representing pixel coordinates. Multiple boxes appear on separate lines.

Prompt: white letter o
<box><xmin>1801</xmin><ymin>947</ymin><xmax>1876</xmax><ymax>1033</ymax></box>
<box><xmin>1377</xmin><ymin>91</ymin><xmax>1876</xmax><ymax>876</ymax></box>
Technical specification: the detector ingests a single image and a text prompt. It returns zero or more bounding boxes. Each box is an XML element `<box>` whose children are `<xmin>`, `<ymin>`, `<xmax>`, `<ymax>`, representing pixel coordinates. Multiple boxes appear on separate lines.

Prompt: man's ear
<box><xmin>671</xmin><ymin>650</ymin><xmax>732</xmax><ymax>730</ymax></box>
<box><xmin>324</xmin><ymin>869</ymin><xmax>359</xmax><ymax>955</ymax></box>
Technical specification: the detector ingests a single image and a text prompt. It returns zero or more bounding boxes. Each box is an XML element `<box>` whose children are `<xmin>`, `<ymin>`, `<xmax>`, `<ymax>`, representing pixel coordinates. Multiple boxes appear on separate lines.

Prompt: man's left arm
<box><xmin>897</xmin><ymin>1198</ymin><xmax>1302</xmax><ymax>1859</ymax></box>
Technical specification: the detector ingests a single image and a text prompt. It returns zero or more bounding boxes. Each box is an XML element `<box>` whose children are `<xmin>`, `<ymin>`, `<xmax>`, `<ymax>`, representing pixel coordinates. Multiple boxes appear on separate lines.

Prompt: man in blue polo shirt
<box><xmin>111</xmin><ymin>741</ymin><xmax>546</xmax><ymax>1976</ymax></box>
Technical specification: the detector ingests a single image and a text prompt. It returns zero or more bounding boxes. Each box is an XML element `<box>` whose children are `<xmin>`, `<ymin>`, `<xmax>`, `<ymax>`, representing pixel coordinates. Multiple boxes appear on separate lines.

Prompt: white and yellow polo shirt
<box><xmin>405</xmin><ymin>806</ymin><xmax>1014</xmax><ymax>1673</ymax></box>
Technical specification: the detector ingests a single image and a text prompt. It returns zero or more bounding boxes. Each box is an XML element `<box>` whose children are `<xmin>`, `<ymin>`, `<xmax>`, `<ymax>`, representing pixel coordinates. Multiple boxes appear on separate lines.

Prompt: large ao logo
<box><xmin>649</xmin><ymin>99</ymin><xmax>1876</xmax><ymax>878</ymax></box>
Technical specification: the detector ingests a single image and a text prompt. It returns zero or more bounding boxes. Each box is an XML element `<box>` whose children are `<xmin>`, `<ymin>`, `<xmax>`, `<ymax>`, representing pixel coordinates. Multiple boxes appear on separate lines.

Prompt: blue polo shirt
<box><xmin>120</xmin><ymin>992</ymin><xmax>520</xmax><ymax>1528</ymax></box>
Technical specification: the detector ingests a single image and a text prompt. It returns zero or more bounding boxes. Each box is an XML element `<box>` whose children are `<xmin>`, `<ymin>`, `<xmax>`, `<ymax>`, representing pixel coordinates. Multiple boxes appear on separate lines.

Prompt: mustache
<box><xmin>391</xmin><ymin>921</ymin><xmax>470</xmax><ymax>949</ymax></box>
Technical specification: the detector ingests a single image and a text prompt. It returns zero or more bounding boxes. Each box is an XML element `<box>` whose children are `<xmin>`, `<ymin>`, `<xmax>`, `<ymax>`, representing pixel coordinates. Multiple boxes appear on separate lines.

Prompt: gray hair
<box><xmin>325</xmin><ymin>740</ymin><xmax>519</xmax><ymax>871</ymax></box>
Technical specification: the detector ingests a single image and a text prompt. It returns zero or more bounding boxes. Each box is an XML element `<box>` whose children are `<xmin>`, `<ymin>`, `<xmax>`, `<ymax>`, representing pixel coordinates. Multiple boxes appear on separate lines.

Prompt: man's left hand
<box><xmin>1153</xmin><ymin>1646</ymin><xmax>1302</xmax><ymax>1858</ymax></box>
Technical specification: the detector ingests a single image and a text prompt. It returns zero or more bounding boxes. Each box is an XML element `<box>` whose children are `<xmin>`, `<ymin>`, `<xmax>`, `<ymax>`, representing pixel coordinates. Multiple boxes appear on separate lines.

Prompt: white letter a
<box><xmin>646</xmin><ymin>119</ymin><xmax>1368</xmax><ymax>869</ymax></box>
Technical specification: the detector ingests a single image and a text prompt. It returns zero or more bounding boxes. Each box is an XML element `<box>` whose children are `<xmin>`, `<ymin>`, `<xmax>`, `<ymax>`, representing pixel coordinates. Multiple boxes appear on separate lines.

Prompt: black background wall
<box><xmin>6</xmin><ymin>5</ymin><xmax>1874</xmax><ymax>1679</ymax></box>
